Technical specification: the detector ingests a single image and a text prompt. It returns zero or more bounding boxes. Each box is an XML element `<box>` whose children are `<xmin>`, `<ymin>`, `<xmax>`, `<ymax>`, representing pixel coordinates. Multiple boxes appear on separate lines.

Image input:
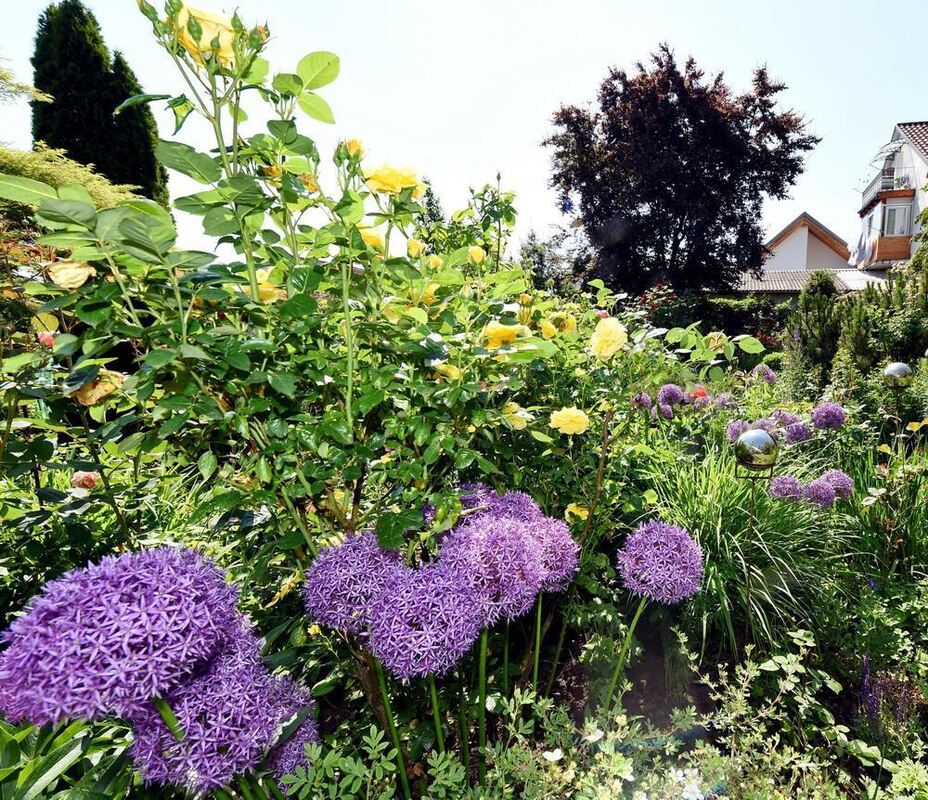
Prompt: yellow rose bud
<box><xmin>72</xmin><ymin>369</ymin><xmax>124</xmax><ymax>407</ymax></box>
<box><xmin>482</xmin><ymin>320</ymin><xmax>521</xmax><ymax>350</ymax></box>
<box><xmin>590</xmin><ymin>317</ymin><xmax>628</xmax><ymax>360</ymax></box>
<box><xmin>308</xmin><ymin>623</ymin><xmax>321</xmax><ymax>636</ymax></box>
<box><xmin>549</xmin><ymin>406</ymin><xmax>589</xmax><ymax>435</ymax></box>
<box><xmin>519</xmin><ymin>293</ymin><xmax>532</xmax><ymax>305</ymax></box>
<box><xmin>299</xmin><ymin>173</ymin><xmax>318</xmax><ymax>192</ymax></box>
<box><xmin>360</xmin><ymin>228</ymin><xmax>385</xmax><ymax>251</ymax></box>
<box><xmin>468</xmin><ymin>246</ymin><xmax>487</xmax><ymax>265</ymax></box>
<box><xmin>565</xmin><ymin>502</ymin><xmax>589</xmax><ymax>521</ymax></box>
<box><xmin>539</xmin><ymin>318</ymin><xmax>557</xmax><ymax>340</ymax></box>
<box><xmin>706</xmin><ymin>331</ymin><xmax>728</xmax><ymax>352</ymax></box>
<box><xmin>263</xmin><ymin>164</ymin><xmax>282</xmax><ymax>179</ymax></box>
<box><xmin>407</xmin><ymin>239</ymin><xmax>426</xmax><ymax>258</ymax></box>
<box><xmin>345</xmin><ymin>138</ymin><xmax>364</xmax><ymax>158</ymax></box>
<box><xmin>175</xmin><ymin>5</ymin><xmax>236</xmax><ymax>67</ymax></box>
<box><xmin>427</xmin><ymin>255</ymin><xmax>443</xmax><ymax>271</ymax></box>
<box><xmin>48</xmin><ymin>260</ymin><xmax>97</xmax><ymax>291</ymax></box>
<box><xmin>502</xmin><ymin>401</ymin><xmax>533</xmax><ymax>431</ymax></box>
<box><xmin>364</xmin><ymin>164</ymin><xmax>419</xmax><ymax>195</ymax></box>
<box><xmin>434</xmin><ymin>362</ymin><xmax>461</xmax><ymax>380</ymax></box>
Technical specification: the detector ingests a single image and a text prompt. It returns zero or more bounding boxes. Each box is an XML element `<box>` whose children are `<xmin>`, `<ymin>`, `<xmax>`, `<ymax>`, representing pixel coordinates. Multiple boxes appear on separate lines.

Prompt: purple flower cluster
<box><xmin>768</xmin><ymin>469</ymin><xmax>853</xmax><ymax>509</ymax></box>
<box><xmin>0</xmin><ymin>548</ymin><xmax>240</xmax><ymax>725</ymax></box>
<box><xmin>616</xmin><ymin>520</ymin><xmax>704</xmax><ymax>604</ymax></box>
<box><xmin>631</xmin><ymin>392</ymin><xmax>652</xmax><ymax>410</ymax></box>
<box><xmin>657</xmin><ymin>384</ymin><xmax>686</xmax><ymax>406</ymax></box>
<box><xmin>267</xmin><ymin>716</ymin><xmax>321</xmax><ymax>783</ymax></box>
<box><xmin>811</xmin><ymin>402</ymin><xmax>846</xmax><ymax>430</ymax></box>
<box><xmin>727</xmin><ymin>410</ymin><xmax>814</xmax><ymax>445</ymax></box>
<box><xmin>751</xmin><ymin>364</ymin><xmax>777</xmax><ymax>384</ymax></box>
<box><xmin>771</xmin><ymin>410</ymin><xmax>801</xmax><ymax>427</ymax></box>
<box><xmin>302</xmin><ymin>532</ymin><xmax>405</xmax><ymax>636</ymax></box>
<box><xmin>785</xmin><ymin>423</ymin><xmax>812</xmax><ymax>444</ymax></box>
<box><xmin>726</xmin><ymin>419</ymin><xmax>751</xmax><ymax>443</ymax></box>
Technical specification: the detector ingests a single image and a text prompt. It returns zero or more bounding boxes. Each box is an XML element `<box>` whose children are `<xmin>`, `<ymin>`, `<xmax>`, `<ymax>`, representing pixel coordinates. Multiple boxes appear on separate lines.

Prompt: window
<box><xmin>883</xmin><ymin>205</ymin><xmax>910</xmax><ymax>237</ymax></box>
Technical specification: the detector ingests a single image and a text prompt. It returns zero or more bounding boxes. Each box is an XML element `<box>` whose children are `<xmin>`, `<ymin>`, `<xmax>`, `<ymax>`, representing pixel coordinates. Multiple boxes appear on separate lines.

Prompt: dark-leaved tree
<box><xmin>31</xmin><ymin>0</ymin><xmax>167</xmax><ymax>206</ymax></box>
<box><xmin>544</xmin><ymin>45</ymin><xmax>818</xmax><ymax>294</ymax></box>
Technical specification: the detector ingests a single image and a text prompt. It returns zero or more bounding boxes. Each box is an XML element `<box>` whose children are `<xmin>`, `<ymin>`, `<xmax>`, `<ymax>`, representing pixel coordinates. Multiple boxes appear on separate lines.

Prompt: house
<box><xmin>849</xmin><ymin>121</ymin><xmax>928</xmax><ymax>269</ymax></box>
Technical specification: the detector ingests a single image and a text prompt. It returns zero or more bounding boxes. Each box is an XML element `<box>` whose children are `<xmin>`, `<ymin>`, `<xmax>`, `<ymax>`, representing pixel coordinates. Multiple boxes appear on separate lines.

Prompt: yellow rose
<box><xmin>590</xmin><ymin>317</ymin><xmax>628</xmax><ymax>360</ymax></box>
<box><xmin>412</xmin><ymin>182</ymin><xmax>428</xmax><ymax>199</ymax></box>
<box><xmin>308</xmin><ymin>623</ymin><xmax>321</xmax><ymax>636</ymax></box>
<box><xmin>483</xmin><ymin>320</ymin><xmax>521</xmax><ymax>350</ymax></box>
<box><xmin>427</xmin><ymin>255</ymin><xmax>443</xmax><ymax>271</ymax></box>
<box><xmin>420</xmin><ymin>282</ymin><xmax>440</xmax><ymax>306</ymax></box>
<box><xmin>434</xmin><ymin>362</ymin><xmax>461</xmax><ymax>380</ymax></box>
<box><xmin>539</xmin><ymin>318</ymin><xmax>557</xmax><ymax>339</ymax></box>
<box><xmin>565</xmin><ymin>502</ymin><xmax>589</xmax><ymax>522</ymax></box>
<box><xmin>360</xmin><ymin>228</ymin><xmax>385</xmax><ymax>251</ymax></box>
<box><xmin>299</xmin><ymin>173</ymin><xmax>318</xmax><ymax>192</ymax></box>
<box><xmin>468</xmin><ymin>246</ymin><xmax>487</xmax><ymax>265</ymax></box>
<box><xmin>244</xmin><ymin>268</ymin><xmax>285</xmax><ymax>304</ymax></box>
<box><xmin>706</xmin><ymin>331</ymin><xmax>728</xmax><ymax>352</ymax></box>
<box><xmin>175</xmin><ymin>5</ymin><xmax>236</xmax><ymax>67</ymax></box>
<box><xmin>519</xmin><ymin>293</ymin><xmax>532</xmax><ymax>305</ymax></box>
<box><xmin>345</xmin><ymin>138</ymin><xmax>364</xmax><ymax>158</ymax></box>
<box><xmin>72</xmin><ymin>369</ymin><xmax>124</xmax><ymax>407</ymax></box>
<box><xmin>407</xmin><ymin>239</ymin><xmax>426</xmax><ymax>258</ymax></box>
<box><xmin>560</xmin><ymin>314</ymin><xmax>577</xmax><ymax>334</ymax></box>
<box><xmin>48</xmin><ymin>260</ymin><xmax>96</xmax><ymax>290</ymax></box>
<box><xmin>263</xmin><ymin>164</ymin><xmax>282</xmax><ymax>179</ymax></box>
<box><xmin>549</xmin><ymin>406</ymin><xmax>589</xmax><ymax>435</ymax></box>
<box><xmin>502</xmin><ymin>401</ymin><xmax>533</xmax><ymax>431</ymax></box>
<box><xmin>364</xmin><ymin>164</ymin><xmax>419</xmax><ymax>195</ymax></box>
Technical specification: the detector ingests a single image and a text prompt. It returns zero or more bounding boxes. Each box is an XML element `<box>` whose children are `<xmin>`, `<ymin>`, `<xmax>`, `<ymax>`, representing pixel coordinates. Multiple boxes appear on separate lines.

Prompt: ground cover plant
<box><xmin>0</xmin><ymin>4</ymin><xmax>925</xmax><ymax>799</ymax></box>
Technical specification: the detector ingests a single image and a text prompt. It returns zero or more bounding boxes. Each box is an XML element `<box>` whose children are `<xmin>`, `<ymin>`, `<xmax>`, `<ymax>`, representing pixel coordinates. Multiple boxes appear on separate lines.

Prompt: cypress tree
<box><xmin>31</xmin><ymin>0</ymin><xmax>167</xmax><ymax>207</ymax></box>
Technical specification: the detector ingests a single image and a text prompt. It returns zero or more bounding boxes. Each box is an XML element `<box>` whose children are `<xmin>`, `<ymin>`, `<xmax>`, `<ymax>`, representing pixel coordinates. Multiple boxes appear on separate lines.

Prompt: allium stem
<box><xmin>502</xmin><ymin>621</ymin><xmax>509</xmax><ymax>697</ymax></box>
<box><xmin>373</xmin><ymin>657</ymin><xmax>411</xmax><ymax>800</ymax></box>
<box><xmin>428</xmin><ymin>675</ymin><xmax>446</xmax><ymax>754</ymax></box>
<box><xmin>544</xmin><ymin>610</ymin><xmax>568</xmax><ymax>697</ymax></box>
<box><xmin>477</xmin><ymin>629</ymin><xmax>488</xmax><ymax>785</ymax></box>
<box><xmin>605</xmin><ymin>596</ymin><xmax>647</xmax><ymax>713</ymax></box>
<box><xmin>153</xmin><ymin>696</ymin><xmax>185</xmax><ymax>741</ymax></box>
<box><xmin>532</xmin><ymin>595</ymin><xmax>543</xmax><ymax>690</ymax></box>
<box><xmin>457</xmin><ymin>682</ymin><xmax>470</xmax><ymax>771</ymax></box>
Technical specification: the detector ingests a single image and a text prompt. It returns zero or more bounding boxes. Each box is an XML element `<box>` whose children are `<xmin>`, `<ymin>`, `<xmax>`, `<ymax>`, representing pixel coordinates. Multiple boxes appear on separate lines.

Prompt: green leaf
<box><xmin>272</xmin><ymin>72</ymin><xmax>303</xmax><ymax>97</ymax></box>
<box><xmin>298</xmin><ymin>92</ymin><xmax>335</xmax><ymax>124</ymax></box>
<box><xmin>296</xmin><ymin>51</ymin><xmax>340</xmax><ymax>90</ymax></box>
<box><xmin>197</xmin><ymin>451</ymin><xmax>218</xmax><ymax>479</ymax></box>
<box><xmin>736</xmin><ymin>335</ymin><xmax>765</xmax><ymax>354</ymax></box>
<box><xmin>14</xmin><ymin>733</ymin><xmax>86</xmax><ymax>800</ymax></box>
<box><xmin>269</xmin><ymin>372</ymin><xmax>297</xmax><ymax>397</ymax></box>
<box><xmin>243</xmin><ymin>56</ymin><xmax>270</xmax><ymax>84</ymax></box>
<box><xmin>167</xmin><ymin>94</ymin><xmax>195</xmax><ymax>134</ymax></box>
<box><xmin>0</xmin><ymin>174</ymin><xmax>57</xmax><ymax>205</ymax></box>
<box><xmin>57</xmin><ymin>184</ymin><xmax>94</xmax><ymax>206</ymax></box>
<box><xmin>36</xmin><ymin>198</ymin><xmax>96</xmax><ymax>227</ymax></box>
<box><xmin>155</xmin><ymin>140</ymin><xmax>221</xmax><ymax>184</ymax></box>
<box><xmin>113</xmin><ymin>93</ymin><xmax>170</xmax><ymax>115</ymax></box>
<box><xmin>375</xmin><ymin>509</ymin><xmax>422</xmax><ymax>550</ymax></box>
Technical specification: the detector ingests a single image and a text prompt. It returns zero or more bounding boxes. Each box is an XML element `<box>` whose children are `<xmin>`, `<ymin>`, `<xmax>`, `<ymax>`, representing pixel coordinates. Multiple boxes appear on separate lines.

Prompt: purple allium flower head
<box><xmin>768</xmin><ymin>475</ymin><xmax>802</xmax><ymax>501</ymax></box>
<box><xmin>803</xmin><ymin>479</ymin><xmax>836</xmax><ymax>509</ymax></box>
<box><xmin>785</xmin><ymin>423</ymin><xmax>812</xmax><ymax>444</ymax></box>
<box><xmin>657</xmin><ymin>384</ymin><xmax>686</xmax><ymax>406</ymax></box>
<box><xmin>692</xmin><ymin>394</ymin><xmax>713</xmax><ymax>409</ymax></box>
<box><xmin>267</xmin><ymin>713</ymin><xmax>320</xmax><ymax>785</ymax></box>
<box><xmin>439</xmin><ymin>516</ymin><xmax>544</xmax><ymax>625</ymax></box>
<box><xmin>751</xmin><ymin>363</ymin><xmax>777</xmax><ymax>384</ymax></box>
<box><xmin>370</xmin><ymin>563</ymin><xmax>483</xmax><ymax>679</ymax></box>
<box><xmin>811</xmin><ymin>402</ymin><xmax>846</xmax><ymax>430</ymax></box>
<box><xmin>820</xmin><ymin>469</ymin><xmax>853</xmax><ymax>499</ymax></box>
<box><xmin>130</xmin><ymin>627</ymin><xmax>304</xmax><ymax>794</ymax></box>
<box><xmin>713</xmin><ymin>393</ymin><xmax>737</xmax><ymax>411</ymax></box>
<box><xmin>533</xmin><ymin>517</ymin><xmax>580</xmax><ymax>591</ymax></box>
<box><xmin>302</xmin><ymin>532</ymin><xmax>405</xmax><ymax>636</ymax></box>
<box><xmin>726</xmin><ymin>419</ymin><xmax>750</xmax><ymax>443</ymax></box>
<box><xmin>482</xmin><ymin>490</ymin><xmax>542</xmax><ymax>523</ymax></box>
<box><xmin>631</xmin><ymin>392</ymin><xmax>652</xmax><ymax>410</ymax></box>
<box><xmin>751</xmin><ymin>418</ymin><xmax>781</xmax><ymax>438</ymax></box>
<box><xmin>771</xmin><ymin>410</ymin><xmax>801</xmax><ymax>428</ymax></box>
<box><xmin>658</xmin><ymin>403</ymin><xmax>673</xmax><ymax>420</ymax></box>
<box><xmin>0</xmin><ymin>548</ymin><xmax>239</xmax><ymax>725</ymax></box>
<box><xmin>616</xmin><ymin>520</ymin><xmax>703</xmax><ymax>605</ymax></box>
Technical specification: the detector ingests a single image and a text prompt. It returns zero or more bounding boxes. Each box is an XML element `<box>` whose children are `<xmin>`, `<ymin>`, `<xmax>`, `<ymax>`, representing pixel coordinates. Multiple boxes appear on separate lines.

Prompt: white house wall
<box><xmin>806</xmin><ymin>234</ymin><xmax>851</xmax><ymax>269</ymax></box>
<box><xmin>763</xmin><ymin>228</ymin><xmax>808</xmax><ymax>270</ymax></box>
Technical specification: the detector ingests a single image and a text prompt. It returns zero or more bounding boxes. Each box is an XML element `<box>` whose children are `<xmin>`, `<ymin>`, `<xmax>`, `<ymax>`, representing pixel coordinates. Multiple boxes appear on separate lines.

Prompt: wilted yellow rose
<box><xmin>565</xmin><ymin>502</ymin><xmax>589</xmax><ymax>521</ymax></box>
<box><xmin>590</xmin><ymin>317</ymin><xmax>628</xmax><ymax>359</ymax></box>
<box><xmin>420</xmin><ymin>282</ymin><xmax>440</xmax><ymax>306</ymax></box>
<box><xmin>407</xmin><ymin>239</ymin><xmax>426</xmax><ymax>258</ymax></box>
<box><xmin>434</xmin><ymin>362</ymin><xmax>461</xmax><ymax>380</ymax></box>
<box><xmin>360</xmin><ymin>228</ymin><xmax>385</xmax><ymax>250</ymax></box>
<box><xmin>706</xmin><ymin>331</ymin><xmax>728</xmax><ymax>352</ymax></box>
<box><xmin>48</xmin><ymin>260</ymin><xmax>96</xmax><ymax>290</ymax></box>
<box><xmin>345</xmin><ymin>138</ymin><xmax>364</xmax><ymax>158</ymax></box>
<box><xmin>364</xmin><ymin>164</ymin><xmax>419</xmax><ymax>195</ymax></box>
<box><xmin>502</xmin><ymin>401</ymin><xmax>533</xmax><ymax>431</ymax></box>
<box><xmin>483</xmin><ymin>321</ymin><xmax>521</xmax><ymax>350</ymax></box>
<box><xmin>308</xmin><ymin>623</ymin><xmax>321</xmax><ymax>636</ymax></box>
<box><xmin>427</xmin><ymin>255</ymin><xmax>443</xmax><ymax>271</ymax></box>
<box><xmin>176</xmin><ymin>5</ymin><xmax>236</xmax><ymax>67</ymax></box>
<box><xmin>72</xmin><ymin>369</ymin><xmax>124</xmax><ymax>407</ymax></box>
<box><xmin>468</xmin><ymin>246</ymin><xmax>487</xmax><ymax>265</ymax></box>
<box><xmin>539</xmin><ymin>318</ymin><xmax>557</xmax><ymax>339</ymax></box>
<box><xmin>549</xmin><ymin>406</ymin><xmax>589</xmax><ymax>435</ymax></box>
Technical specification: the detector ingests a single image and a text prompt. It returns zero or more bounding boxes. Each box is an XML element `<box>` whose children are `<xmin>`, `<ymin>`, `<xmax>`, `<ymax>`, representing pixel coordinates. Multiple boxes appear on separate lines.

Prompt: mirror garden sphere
<box><xmin>734</xmin><ymin>429</ymin><xmax>779</xmax><ymax>471</ymax></box>
<box><xmin>883</xmin><ymin>362</ymin><xmax>914</xmax><ymax>389</ymax></box>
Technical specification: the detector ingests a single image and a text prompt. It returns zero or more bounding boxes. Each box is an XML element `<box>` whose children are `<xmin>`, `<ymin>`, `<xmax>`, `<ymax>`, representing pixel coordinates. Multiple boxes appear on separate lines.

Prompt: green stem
<box><xmin>428</xmin><ymin>675</ymin><xmax>446</xmax><ymax>754</ymax></box>
<box><xmin>477</xmin><ymin>629</ymin><xmax>488</xmax><ymax>785</ymax></box>
<box><xmin>457</xmin><ymin>682</ymin><xmax>470</xmax><ymax>772</ymax></box>
<box><xmin>341</xmin><ymin>262</ymin><xmax>355</xmax><ymax>441</ymax></box>
<box><xmin>502</xmin><ymin>621</ymin><xmax>509</xmax><ymax>697</ymax></box>
<box><xmin>532</xmin><ymin>595</ymin><xmax>543</xmax><ymax>691</ymax></box>
<box><xmin>373</xmin><ymin>657</ymin><xmax>411</xmax><ymax>800</ymax></box>
<box><xmin>544</xmin><ymin>611</ymin><xmax>569</xmax><ymax>697</ymax></box>
<box><xmin>153</xmin><ymin>696</ymin><xmax>184</xmax><ymax>741</ymax></box>
<box><xmin>605</xmin><ymin>596</ymin><xmax>647</xmax><ymax>713</ymax></box>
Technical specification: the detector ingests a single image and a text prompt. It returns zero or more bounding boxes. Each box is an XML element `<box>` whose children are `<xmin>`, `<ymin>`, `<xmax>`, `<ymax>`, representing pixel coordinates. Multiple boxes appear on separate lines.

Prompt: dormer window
<box><xmin>883</xmin><ymin>204</ymin><xmax>910</xmax><ymax>237</ymax></box>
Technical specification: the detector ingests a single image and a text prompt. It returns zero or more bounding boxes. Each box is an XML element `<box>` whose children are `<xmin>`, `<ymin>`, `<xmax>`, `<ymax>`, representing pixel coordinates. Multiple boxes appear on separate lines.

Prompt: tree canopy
<box><xmin>544</xmin><ymin>45</ymin><xmax>818</xmax><ymax>294</ymax></box>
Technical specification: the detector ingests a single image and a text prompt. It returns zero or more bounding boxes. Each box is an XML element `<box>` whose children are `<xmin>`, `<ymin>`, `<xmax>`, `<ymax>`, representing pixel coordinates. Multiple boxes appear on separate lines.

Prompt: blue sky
<box><xmin>2</xmin><ymin>0</ymin><xmax>926</xmax><ymax>253</ymax></box>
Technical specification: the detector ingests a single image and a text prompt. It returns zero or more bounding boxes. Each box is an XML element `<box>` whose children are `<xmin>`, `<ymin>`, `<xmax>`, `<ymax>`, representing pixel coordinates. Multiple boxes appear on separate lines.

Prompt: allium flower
<box><xmin>534</xmin><ymin>517</ymin><xmax>580</xmax><ymax>591</ymax></box>
<box><xmin>726</xmin><ymin>419</ymin><xmax>750</xmax><ymax>443</ymax></box>
<box><xmin>631</xmin><ymin>392</ymin><xmax>652</xmax><ymax>410</ymax></box>
<box><xmin>751</xmin><ymin>364</ymin><xmax>777</xmax><ymax>384</ymax></box>
<box><xmin>0</xmin><ymin>548</ymin><xmax>239</xmax><ymax>725</ymax></box>
<box><xmin>302</xmin><ymin>532</ymin><xmax>405</xmax><ymax>636</ymax></box>
<box><xmin>785</xmin><ymin>422</ymin><xmax>812</xmax><ymax>444</ymax></box>
<box><xmin>439</xmin><ymin>516</ymin><xmax>544</xmax><ymax>624</ymax></box>
<box><xmin>267</xmin><ymin>713</ymin><xmax>320</xmax><ymax>785</ymax></box>
<box><xmin>658</xmin><ymin>403</ymin><xmax>673</xmax><ymax>420</ymax></box>
<box><xmin>657</xmin><ymin>384</ymin><xmax>686</xmax><ymax>406</ymax></box>
<box><xmin>370</xmin><ymin>563</ymin><xmax>483</xmax><ymax>679</ymax></box>
<box><xmin>481</xmin><ymin>490</ymin><xmax>542</xmax><ymax>523</ymax></box>
<box><xmin>130</xmin><ymin>629</ymin><xmax>304</xmax><ymax>794</ymax></box>
<box><xmin>811</xmin><ymin>402</ymin><xmax>846</xmax><ymax>430</ymax></box>
<box><xmin>771</xmin><ymin>410</ymin><xmax>801</xmax><ymax>427</ymax></box>
<box><xmin>803</xmin><ymin>479</ymin><xmax>836</xmax><ymax>509</ymax></box>
<box><xmin>768</xmin><ymin>475</ymin><xmax>802</xmax><ymax>501</ymax></box>
<box><xmin>616</xmin><ymin>520</ymin><xmax>703</xmax><ymax>604</ymax></box>
<box><xmin>751</xmin><ymin>418</ymin><xmax>780</xmax><ymax>438</ymax></box>
<box><xmin>713</xmin><ymin>393</ymin><xmax>737</xmax><ymax>411</ymax></box>
<box><xmin>820</xmin><ymin>469</ymin><xmax>854</xmax><ymax>499</ymax></box>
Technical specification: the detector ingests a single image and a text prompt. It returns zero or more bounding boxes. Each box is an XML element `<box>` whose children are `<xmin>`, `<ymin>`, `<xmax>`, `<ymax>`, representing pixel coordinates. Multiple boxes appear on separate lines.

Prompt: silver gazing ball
<box><xmin>734</xmin><ymin>429</ymin><xmax>779</xmax><ymax>471</ymax></box>
<box><xmin>883</xmin><ymin>362</ymin><xmax>914</xmax><ymax>389</ymax></box>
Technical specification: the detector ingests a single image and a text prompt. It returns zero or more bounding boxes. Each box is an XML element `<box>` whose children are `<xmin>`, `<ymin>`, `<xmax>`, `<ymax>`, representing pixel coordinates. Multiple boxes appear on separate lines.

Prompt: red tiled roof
<box><xmin>898</xmin><ymin>121</ymin><xmax>928</xmax><ymax>162</ymax></box>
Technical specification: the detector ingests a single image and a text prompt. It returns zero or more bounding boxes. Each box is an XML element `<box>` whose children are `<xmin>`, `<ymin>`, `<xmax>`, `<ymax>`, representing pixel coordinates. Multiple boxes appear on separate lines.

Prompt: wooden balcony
<box><xmin>873</xmin><ymin>235</ymin><xmax>912</xmax><ymax>263</ymax></box>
